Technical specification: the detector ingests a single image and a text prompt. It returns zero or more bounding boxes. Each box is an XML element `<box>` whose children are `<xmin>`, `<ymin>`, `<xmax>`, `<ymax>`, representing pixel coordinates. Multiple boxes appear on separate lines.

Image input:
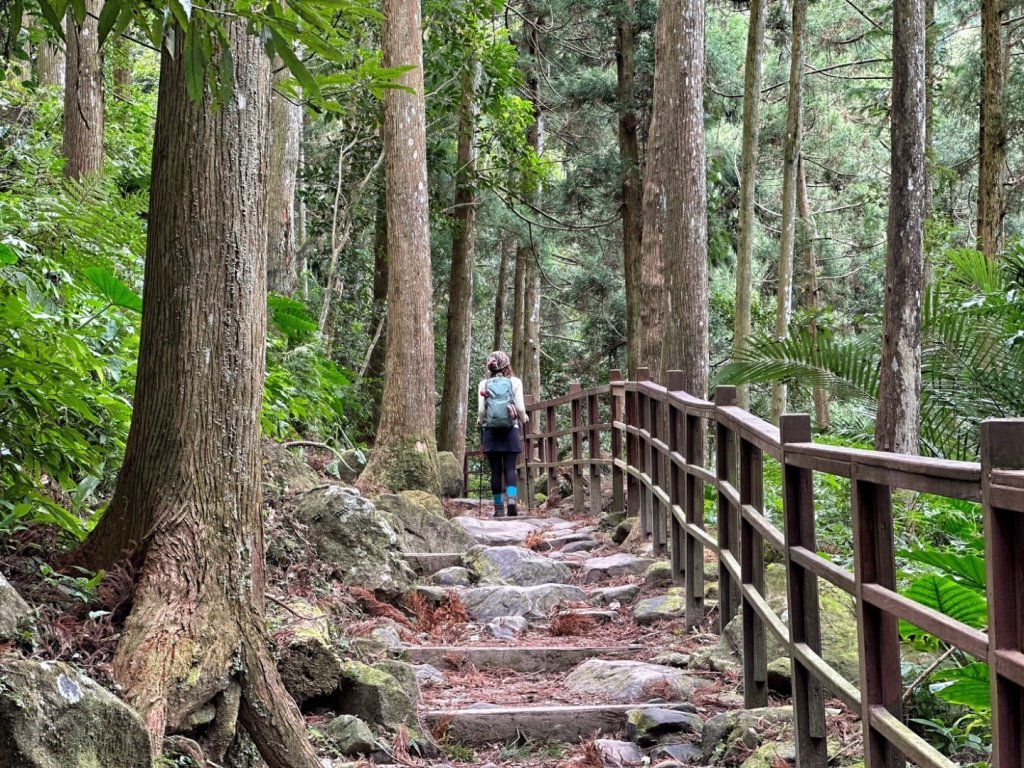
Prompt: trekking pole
<box><xmin>477</xmin><ymin>426</ymin><xmax>484</xmax><ymax>512</ymax></box>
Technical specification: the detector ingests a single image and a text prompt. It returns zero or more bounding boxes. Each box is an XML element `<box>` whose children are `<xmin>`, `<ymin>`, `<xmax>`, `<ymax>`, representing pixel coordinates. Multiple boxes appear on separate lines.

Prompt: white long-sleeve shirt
<box><xmin>477</xmin><ymin>375</ymin><xmax>528</xmax><ymax>427</ymax></box>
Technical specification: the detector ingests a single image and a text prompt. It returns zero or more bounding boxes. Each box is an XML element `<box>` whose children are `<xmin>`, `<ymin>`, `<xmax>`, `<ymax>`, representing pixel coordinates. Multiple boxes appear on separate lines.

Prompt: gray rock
<box><xmin>412</xmin><ymin>664</ymin><xmax>445</xmax><ymax>685</ymax></box>
<box><xmin>294</xmin><ymin>486</ymin><xmax>413</xmax><ymax>594</ymax></box>
<box><xmin>464</xmin><ymin>545</ymin><xmax>571</xmax><ymax>587</ymax></box>
<box><xmin>0</xmin><ymin>572</ymin><xmax>30</xmax><ymax>639</ymax></box>
<box><xmin>588</xmin><ymin>584</ymin><xmax>641</xmax><ymax>606</ymax></box>
<box><xmin>651</xmin><ymin>652</ymin><xmax>691</xmax><ymax>669</ymax></box>
<box><xmin>261</xmin><ymin>442</ymin><xmax>322</xmax><ymax>497</ymax></box>
<box><xmin>337</xmin><ymin>448</ymin><xmax>367</xmax><ymax>484</ymax></box>
<box><xmin>369</xmin><ymin>626</ymin><xmax>404</xmax><ymax>649</ymax></box>
<box><xmin>453</xmin><ymin>516</ymin><xmax>578</xmax><ymax>546</ymax></box>
<box><xmin>562</xmin><ymin>539</ymin><xmax>599</xmax><ymax>554</ymax></box>
<box><xmin>594</xmin><ymin>738</ymin><xmax>643</xmax><ymax>766</ymax></box>
<box><xmin>461</xmin><ymin>584</ymin><xmax>586</xmax><ymax>621</ymax></box>
<box><xmin>598</xmin><ymin>511</ymin><xmax>626</xmax><ymax>530</ymax></box>
<box><xmin>643</xmin><ymin>560</ymin><xmax>674</xmax><ymax>587</ymax></box>
<box><xmin>373</xmin><ymin>660</ymin><xmax>419</xmax><ymax>704</ymax></box>
<box><xmin>652</xmin><ymin>743</ymin><xmax>704</xmax><ymax>764</ymax></box>
<box><xmin>337</xmin><ymin>661</ymin><xmax>415</xmax><ymax>729</ymax></box>
<box><xmin>582</xmin><ymin>553</ymin><xmax>655</xmax><ymax>583</ymax></box>
<box><xmin>701</xmin><ymin>706</ymin><xmax>793</xmax><ymax>764</ymax></box>
<box><xmin>612</xmin><ymin>518</ymin><xmax>637</xmax><ymax>544</ymax></box>
<box><xmin>436</xmin><ymin>452</ymin><xmax>464</xmax><ymax>497</ymax></box>
<box><xmin>0</xmin><ymin>658</ymin><xmax>152</xmax><ymax>768</ymax></box>
<box><xmin>432</xmin><ymin>567</ymin><xmax>472</xmax><ymax>587</ymax></box>
<box><xmin>632</xmin><ymin>588</ymin><xmax>686</xmax><ymax>625</ymax></box>
<box><xmin>323</xmin><ymin>714</ymin><xmax>376</xmax><ymax>756</ymax></box>
<box><xmin>485</xmin><ymin>615</ymin><xmax>529</xmax><ymax>640</ymax></box>
<box><xmin>373</xmin><ymin>492</ymin><xmax>475</xmax><ymax>554</ymax></box>
<box><xmin>563</xmin><ymin>660</ymin><xmax>703</xmax><ymax>704</ymax></box>
<box><xmin>626</xmin><ymin>707</ymin><xmax>703</xmax><ymax>746</ymax></box>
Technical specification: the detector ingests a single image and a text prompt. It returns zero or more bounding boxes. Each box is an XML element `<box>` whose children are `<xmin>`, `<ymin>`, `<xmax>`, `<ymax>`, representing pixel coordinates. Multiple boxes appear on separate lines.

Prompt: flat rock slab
<box><xmin>588</xmin><ymin>584</ymin><xmax>641</xmax><ymax>606</ymax></box>
<box><xmin>460</xmin><ymin>584</ymin><xmax>586</xmax><ymax>621</ymax></box>
<box><xmin>425</xmin><ymin>703</ymin><xmax>685</xmax><ymax>745</ymax></box>
<box><xmin>398</xmin><ymin>645</ymin><xmax>644</xmax><ymax>673</ymax></box>
<box><xmin>582</xmin><ymin>553</ymin><xmax>657</xmax><ymax>584</ymax></box>
<box><xmin>453</xmin><ymin>516</ymin><xmax>579</xmax><ymax>546</ymax></box>
<box><xmin>464</xmin><ymin>545</ymin><xmax>572</xmax><ymax>586</ymax></box>
<box><xmin>633</xmin><ymin>587</ymin><xmax>686</xmax><ymax>624</ymax></box>
<box><xmin>403</xmin><ymin>552</ymin><xmax>464</xmax><ymax>575</ymax></box>
<box><xmin>563</xmin><ymin>659</ymin><xmax>703</xmax><ymax>703</ymax></box>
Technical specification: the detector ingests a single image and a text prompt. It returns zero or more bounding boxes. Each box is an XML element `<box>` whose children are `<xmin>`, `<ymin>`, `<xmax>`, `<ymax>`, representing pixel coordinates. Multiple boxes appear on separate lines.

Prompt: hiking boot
<box><xmin>493</xmin><ymin>504</ymin><xmax>507</xmax><ymax>518</ymax></box>
<box><xmin>507</xmin><ymin>503</ymin><xmax>518</xmax><ymax>517</ymax></box>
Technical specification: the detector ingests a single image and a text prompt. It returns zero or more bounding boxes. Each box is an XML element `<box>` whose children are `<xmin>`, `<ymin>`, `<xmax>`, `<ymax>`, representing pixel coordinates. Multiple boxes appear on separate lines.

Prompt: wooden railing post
<box><xmin>684</xmin><ymin>404</ymin><xmax>706</xmax><ymax>629</ymax></box>
<box><xmin>610</xmin><ymin>370</ymin><xmax>626</xmax><ymax>516</ymax></box>
<box><xmin>650</xmin><ymin>387</ymin><xmax>666</xmax><ymax>554</ymax></box>
<box><xmin>666</xmin><ymin>371</ymin><xmax>686</xmax><ymax>587</ymax></box>
<box><xmin>635</xmin><ymin>368</ymin><xmax>651</xmax><ymax>536</ymax></box>
<box><xmin>570</xmin><ymin>382</ymin><xmax>585</xmax><ymax>515</ymax></box>
<box><xmin>625</xmin><ymin>372</ymin><xmax>643</xmax><ymax>519</ymax></box>
<box><xmin>981</xmin><ymin>420</ymin><xmax>1024</xmax><ymax>768</ymax></box>
<box><xmin>545</xmin><ymin>401</ymin><xmax>557</xmax><ymax>497</ymax></box>
<box><xmin>740</xmin><ymin>434</ymin><xmax>768</xmax><ymax>708</ymax></box>
<box><xmin>714</xmin><ymin>386</ymin><xmax>740</xmax><ymax>626</ymax></box>
<box><xmin>781</xmin><ymin>414</ymin><xmax>828</xmax><ymax>768</ymax></box>
<box><xmin>522</xmin><ymin>394</ymin><xmax>535</xmax><ymax>506</ymax></box>
<box><xmin>587</xmin><ymin>391</ymin><xmax>602</xmax><ymax>516</ymax></box>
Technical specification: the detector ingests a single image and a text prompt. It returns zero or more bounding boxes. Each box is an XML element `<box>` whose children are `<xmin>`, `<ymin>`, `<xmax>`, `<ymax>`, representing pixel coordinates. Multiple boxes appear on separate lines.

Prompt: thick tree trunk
<box><xmin>37</xmin><ymin>39</ymin><xmax>65</xmax><ymax>89</ymax></box>
<box><xmin>511</xmin><ymin>242</ymin><xmax>527</xmax><ymax>373</ymax></box>
<box><xmin>875</xmin><ymin>0</ymin><xmax>926</xmax><ymax>454</ymax></box>
<box><xmin>655</xmin><ymin>0</ymin><xmax>708</xmax><ymax>396</ymax></box>
<box><xmin>73</xmin><ymin>19</ymin><xmax>319</xmax><ymax>767</ymax></box>
<box><xmin>363</xmin><ymin>183</ymin><xmax>388</xmax><ymax>434</ymax></box>
<box><xmin>492</xmin><ymin>237</ymin><xmax>512</xmax><ymax>351</ymax></box>
<box><xmin>360</xmin><ymin>0</ymin><xmax>440</xmax><ymax>493</ymax></box>
<box><xmin>267</xmin><ymin>61</ymin><xmax>303</xmax><ymax>296</ymax></box>
<box><xmin>797</xmin><ymin>158</ymin><xmax>829</xmax><ymax>430</ymax></box>
<box><xmin>63</xmin><ymin>0</ymin><xmax>104</xmax><ymax>179</ymax></box>
<box><xmin>617</xmin><ymin>0</ymin><xmax>644</xmax><ymax>379</ymax></box>
<box><xmin>977</xmin><ymin>0</ymin><xmax>1006</xmax><ymax>259</ymax></box>
<box><xmin>770</xmin><ymin>0</ymin><xmax>806</xmax><ymax>423</ymax></box>
<box><xmin>438</xmin><ymin>62</ymin><xmax>480</xmax><ymax>464</ymax></box>
<box><xmin>733</xmin><ymin>0</ymin><xmax>765</xmax><ymax>409</ymax></box>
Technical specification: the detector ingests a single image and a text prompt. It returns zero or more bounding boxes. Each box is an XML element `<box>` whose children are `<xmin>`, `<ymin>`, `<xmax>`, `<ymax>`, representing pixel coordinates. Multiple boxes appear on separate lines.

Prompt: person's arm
<box><xmin>513</xmin><ymin>378</ymin><xmax>529</xmax><ymax>424</ymax></box>
<box><xmin>476</xmin><ymin>379</ymin><xmax>486</xmax><ymax>426</ymax></box>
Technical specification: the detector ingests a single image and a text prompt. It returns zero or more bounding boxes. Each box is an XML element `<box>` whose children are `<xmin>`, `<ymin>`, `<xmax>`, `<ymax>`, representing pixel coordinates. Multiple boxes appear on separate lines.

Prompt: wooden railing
<box><xmin>514</xmin><ymin>369</ymin><xmax>1024</xmax><ymax>768</ymax></box>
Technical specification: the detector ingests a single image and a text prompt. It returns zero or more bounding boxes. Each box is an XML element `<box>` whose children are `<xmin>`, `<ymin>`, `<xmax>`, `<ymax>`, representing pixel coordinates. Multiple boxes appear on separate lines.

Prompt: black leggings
<box><xmin>487</xmin><ymin>452</ymin><xmax>519</xmax><ymax>494</ymax></box>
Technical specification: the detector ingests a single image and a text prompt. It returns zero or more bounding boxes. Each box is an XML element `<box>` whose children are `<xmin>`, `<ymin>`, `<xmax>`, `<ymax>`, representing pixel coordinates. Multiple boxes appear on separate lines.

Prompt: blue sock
<box><xmin>493</xmin><ymin>493</ymin><xmax>504</xmax><ymax>506</ymax></box>
<box><xmin>506</xmin><ymin>486</ymin><xmax>518</xmax><ymax>502</ymax></box>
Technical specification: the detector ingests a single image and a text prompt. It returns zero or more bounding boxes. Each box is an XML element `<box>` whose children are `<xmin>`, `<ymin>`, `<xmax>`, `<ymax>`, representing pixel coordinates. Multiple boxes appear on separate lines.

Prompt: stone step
<box><xmin>397</xmin><ymin>644</ymin><xmax>642</xmax><ymax>673</ymax></box>
<box><xmin>401</xmin><ymin>552</ymin><xmax>464</xmax><ymax>575</ymax></box>
<box><xmin>424</xmin><ymin>702</ymin><xmax>685</xmax><ymax>744</ymax></box>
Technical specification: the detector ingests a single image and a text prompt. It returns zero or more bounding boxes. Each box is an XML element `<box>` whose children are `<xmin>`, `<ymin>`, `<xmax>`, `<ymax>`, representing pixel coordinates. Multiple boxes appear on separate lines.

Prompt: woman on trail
<box><xmin>477</xmin><ymin>351</ymin><xmax>529</xmax><ymax>517</ymax></box>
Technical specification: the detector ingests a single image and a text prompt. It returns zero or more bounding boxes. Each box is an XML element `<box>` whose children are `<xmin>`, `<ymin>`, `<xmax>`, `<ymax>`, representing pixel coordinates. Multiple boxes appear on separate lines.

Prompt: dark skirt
<box><xmin>482</xmin><ymin>425</ymin><xmax>522</xmax><ymax>454</ymax></box>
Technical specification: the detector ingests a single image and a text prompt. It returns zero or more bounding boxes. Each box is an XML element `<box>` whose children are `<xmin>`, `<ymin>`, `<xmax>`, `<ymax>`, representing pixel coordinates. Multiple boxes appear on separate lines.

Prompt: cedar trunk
<box><xmin>73</xmin><ymin>20</ymin><xmax>319</xmax><ymax>766</ymax></box>
<box><xmin>438</xmin><ymin>62</ymin><xmax>481</xmax><ymax>463</ymax></box>
<box><xmin>771</xmin><ymin>0</ymin><xmax>806</xmax><ymax>423</ymax></box>
<box><xmin>360</xmin><ymin>0</ymin><xmax>440</xmax><ymax>493</ymax></box>
<box><xmin>267</xmin><ymin>62</ymin><xmax>304</xmax><ymax>296</ymax></box>
<box><xmin>37</xmin><ymin>38</ymin><xmax>65</xmax><ymax>89</ymax></box>
<box><xmin>656</xmin><ymin>0</ymin><xmax>708</xmax><ymax>396</ymax></box>
<box><xmin>875</xmin><ymin>0</ymin><xmax>926</xmax><ymax>454</ymax></box>
<box><xmin>797</xmin><ymin>158</ymin><xmax>829</xmax><ymax>430</ymax></box>
<box><xmin>617</xmin><ymin>0</ymin><xmax>644</xmax><ymax>379</ymax></box>
<box><xmin>63</xmin><ymin>0</ymin><xmax>103</xmax><ymax>179</ymax></box>
<box><xmin>977</xmin><ymin>0</ymin><xmax>1006</xmax><ymax>259</ymax></box>
<box><xmin>733</xmin><ymin>0</ymin><xmax>765</xmax><ymax>408</ymax></box>
<box><xmin>492</xmin><ymin>236</ymin><xmax>512</xmax><ymax>351</ymax></box>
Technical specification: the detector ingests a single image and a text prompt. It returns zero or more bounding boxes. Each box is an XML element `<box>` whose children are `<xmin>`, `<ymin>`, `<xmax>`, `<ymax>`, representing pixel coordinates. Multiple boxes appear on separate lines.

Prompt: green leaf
<box><xmin>931</xmin><ymin>662</ymin><xmax>991</xmax><ymax>710</ymax></box>
<box><xmin>902</xmin><ymin>549</ymin><xmax>987</xmax><ymax>592</ymax></box>
<box><xmin>184</xmin><ymin>21</ymin><xmax>207</xmax><ymax>102</ymax></box>
<box><xmin>903</xmin><ymin>574</ymin><xmax>988</xmax><ymax>629</ymax></box>
<box><xmin>83</xmin><ymin>267</ymin><xmax>142</xmax><ymax>313</ymax></box>
<box><xmin>0</xmin><ymin>244</ymin><xmax>18</xmax><ymax>265</ymax></box>
<box><xmin>268</xmin><ymin>27</ymin><xmax>319</xmax><ymax>99</ymax></box>
<box><xmin>168</xmin><ymin>0</ymin><xmax>192</xmax><ymax>30</ymax></box>
<box><xmin>70</xmin><ymin>0</ymin><xmax>87</xmax><ymax>27</ymax></box>
<box><xmin>97</xmin><ymin>0</ymin><xmax>123</xmax><ymax>46</ymax></box>
<box><xmin>35</xmin><ymin>0</ymin><xmax>67</xmax><ymax>40</ymax></box>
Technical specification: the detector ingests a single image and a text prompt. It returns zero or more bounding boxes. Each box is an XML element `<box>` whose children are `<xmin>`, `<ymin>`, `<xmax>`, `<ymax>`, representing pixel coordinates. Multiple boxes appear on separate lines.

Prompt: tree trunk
<box><xmin>733</xmin><ymin>0</ymin><xmax>765</xmax><ymax>409</ymax></box>
<box><xmin>977</xmin><ymin>0</ymin><xmax>1006</xmax><ymax>259</ymax></box>
<box><xmin>363</xmin><ymin>182</ymin><xmax>388</xmax><ymax>434</ymax></box>
<box><xmin>63</xmin><ymin>0</ymin><xmax>104</xmax><ymax>179</ymax></box>
<box><xmin>73</xmin><ymin>19</ymin><xmax>319</xmax><ymax>767</ymax></box>
<box><xmin>438</xmin><ymin>61</ymin><xmax>480</xmax><ymax>464</ymax></box>
<box><xmin>523</xmin><ymin>254</ymin><xmax>542</xmax><ymax>397</ymax></box>
<box><xmin>267</xmin><ymin>60</ymin><xmax>303</xmax><ymax>296</ymax></box>
<box><xmin>617</xmin><ymin>0</ymin><xmax>644</xmax><ymax>379</ymax></box>
<box><xmin>360</xmin><ymin>0</ymin><xmax>440</xmax><ymax>493</ymax></box>
<box><xmin>655</xmin><ymin>0</ymin><xmax>708</xmax><ymax>396</ymax></box>
<box><xmin>875</xmin><ymin>0</ymin><xmax>926</xmax><ymax>454</ymax></box>
<box><xmin>770</xmin><ymin>0</ymin><xmax>806</xmax><ymax>423</ymax></box>
<box><xmin>37</xmin><ymin>38</ymin><xmax>65</xmax><ymax>89</ymax></box>
<box><xmin>492</xmin><ymin>236</ymin><xmax>512</xmax><ymax>351</ymax></box>
<box><xmin>797</xmin><ymin>157</ymin><xmax>829</xmax><ymax>430</ymax></box>
<box><xmin>511</xmin><ymin>241</ymin><xmax>527</xmax><ymax>373</ymax></box>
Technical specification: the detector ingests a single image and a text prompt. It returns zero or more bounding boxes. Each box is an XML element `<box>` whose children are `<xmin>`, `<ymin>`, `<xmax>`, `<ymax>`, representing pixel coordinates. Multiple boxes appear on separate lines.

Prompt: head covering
<box><xmin>486</xmin><ymin>351</ymin><xmax>511</xmax><ymax>375</ymax></box>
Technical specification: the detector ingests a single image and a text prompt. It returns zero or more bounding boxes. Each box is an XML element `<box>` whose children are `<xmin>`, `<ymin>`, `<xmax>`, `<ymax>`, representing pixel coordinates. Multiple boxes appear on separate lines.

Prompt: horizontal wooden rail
<box><xmin>511</xmin><ymin>369</ymin><xmax>1024</xmax><ymax>768</ymax></box>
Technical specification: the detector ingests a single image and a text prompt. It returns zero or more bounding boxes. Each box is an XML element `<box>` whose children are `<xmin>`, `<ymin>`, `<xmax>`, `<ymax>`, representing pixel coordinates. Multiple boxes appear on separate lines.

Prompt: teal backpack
<box><xmin>483</xmin><ymin>377</ymin><xmax>515</xmax><ymax>429</ymax></box>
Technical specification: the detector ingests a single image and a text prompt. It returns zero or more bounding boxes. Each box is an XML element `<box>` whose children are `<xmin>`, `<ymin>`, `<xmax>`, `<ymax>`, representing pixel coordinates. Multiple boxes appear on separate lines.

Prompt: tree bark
<box><xmin>797</xmin><ymin>157</ymin><xmax>829</xmax><ymax>430</ymax></box>
<box><xmin>267</xmin><ymin>60</ymin><xmax>303</xmax><ymax>296</ymax></box>
<box><xmin>360</xmin><ymin>0</ymin><xmax>440</xmax><ymax>493</ymax></box>
<box><xmin>733</xmin><ymin>0</ymin><xmax>765</xmax><ymax>409</ymax></box>
<box><xmin>492</xmin><ymin>236</ymin><xmax>512</xmax><ymax>351</ymax></box>
<box><xmin>656</xmin><ymin>0</ymin><xmax>708</xmax><ymax>397</ymax></box>
<box><xmin>875</xmin><ymin>0</ymin><xmax>926</xmax><ymax>454</ymax></box>
<box><xmin>511</xmin><ymin>240</ymin><xmax>527</xmax><ymax>373</ymax></box>
<box><xmin>63</xmin><ymin>0</ymin><xmax>104</xmax><ymax>179</ymax></box>
<box><xmin>770</xmin><ymin>0</ymin><xmax>806</xmax><ymax>423</ymax></box>
<box><xmin>73</xmin><ymin>18</ymin><xmax>319</xmax><ymax>767</ymax></box>
<box><xmin>617</xmin><ymin>0</ymin><xmax>644</xmax><ymax>379</ymax></box>
<box><xmin>438</xmin><ymin>61</ymin><xmax>480</xmax><ymax>464</ymax></box>
<box><xmin>977</xmin><ymin>0</ymin><xmax>1006</xmax><ymax>259</ymax></box>
<box><xmin>37</xmin><ymin>38</ymin><xmax>65</xmax><ymax>89</ymax></box>
<box><xmin>363</xmin><ymin>182</ymin><xmax>388</xmax><ymax>434</ymax></box>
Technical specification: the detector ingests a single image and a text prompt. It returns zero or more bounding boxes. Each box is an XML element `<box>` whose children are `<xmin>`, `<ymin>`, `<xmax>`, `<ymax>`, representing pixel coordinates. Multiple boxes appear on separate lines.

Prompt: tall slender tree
<box><xmin>977</xmin><ymin>0</ymin><xmax>1006</xmax><ymax>259</ymax></box>
<box><xmin>360</xmin><ymin>0</ymin><xmax>441</xmax><ymax>492</ymax></box>
<box><xmin>267</xmin><ymin>61</ymin><xmax>304</xmax><ymax>296</ymax></box>
<box><xmin>438</xmin><ymin>61</ymin><xmax>481</xmax><ymax>464</ymax></box>
<box><xmin>875</xmin><ymin>0</ymin><xmax>926</xmax><ymax>454</ymax></box>
<box><xmin>74</xmin><ymin>17</ymin><xmax>320</xmax><ymax>766</ymax></box>
<box><xmin>63</xmin><ymin>0</ymin><xmax>103</xmax><ymax>178</ymax></box>
<box><xmin>733</xmin><ymin>0</ymin><xmax>765</xmax><ymax>408</ymax></box>
<box><xmin>492</xmin><ymin>236</ymin><xmax>512</xmax><ymax>351</ymax></box>
<box><xmin>797</xmin><ymin>157</ymin><xmax>829</xmax><ymax>429</ymax></box>
<box><xmin>656</xmin><ymin>0</ymin><xmax>708</xmax><ymax>395</ymax></box>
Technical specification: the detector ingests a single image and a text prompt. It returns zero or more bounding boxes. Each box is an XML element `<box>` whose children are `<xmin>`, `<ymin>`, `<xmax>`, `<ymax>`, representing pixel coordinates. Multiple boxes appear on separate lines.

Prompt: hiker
<box><xmin>477</xmin><ymin>351</ymin><xmax>529</xmax><ymax>517</ymax></box>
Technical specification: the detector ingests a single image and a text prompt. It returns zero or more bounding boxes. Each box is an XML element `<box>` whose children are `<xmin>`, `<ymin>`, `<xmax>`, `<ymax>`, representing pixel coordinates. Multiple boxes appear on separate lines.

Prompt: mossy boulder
<box><xmin>293</xmin><ymin>485</ymin><xmax>414</xmax><ymax>594</ymax></box>
<box><xmin>626</xmin><ymin>706</ymin><xmax>703</xmax><ymax>746</ymax></box>
<box><xmin>337</xmin><ymin>661</ymin><xmax>415</xmax><ymax>730</ymax></box>
<box><xmin>612</xmin><ymin>517</ymin><xmax>637</xmax><ymax>544</ymax></box>
<box><xmin>644</xmin><ymin>560</ymin><xmax>674</xmax><ymax>587</ymax></box>
<box><xmin>701</xmin><ymin>706</ymin><xmax>793</xmax><ymax>764</ymax></box>
<box><xmin>337</xmin><ymin>449</ymin><xmax>368</xmax><ymax>484</ymax></box>
<box><xmin>436</xmin><ymin>452</ymin><xmax>464</xmax><ymax>497</ymax></box>
<box><xmin>740</xmin><ymin>741</ymin><xmax>797</xmax><ymax>768</ymax></box>
<box><xmin>261</xmin><ymin>440</ymin><xmax>322</xmax><ymax>498</ymax></box>
<box><xmin>0</xmin><ymin>658</ymin><xmax>152</xmax><ymax>768</ymax></box>
<box><xmin>563</xmin><ymin>660</ymin><xmax>703</xmax><ymax>703</ymax></box>
<box><xmin>322</xmin><ymin>715</ymin><xmax>376</xmax><ymax>756</ymax></box>
<box><xmin>632</xmin><ymin>587</ymin><xmax>686</xmax><ymax>624</ymax></box>
<box><xmin>0</xmin><ymin>573</ymin><xmax>31</xmax><ymax>639</ymax></box>
<box><xmin>460</xmin><ymin>584</ymin><xmax>586</xmax><ymax>621</ymax></box>
<box><xmin>273</xmin><ymin>600</ymin><xmax>345</xmax><ymax>705</ymax></box>
<box><xmin>372</xmin><ymin>492</ymin><xmax>474</xmax><ymax>554</ymax></box>
<box><xmin>464</xmin><ymin>545</ymin><xmax>572</xmax><ymax>586</ymax></box>
<box><xmin>372</xmin><ymin>660</ymin><xmax>419</xmax><ymax>705</ymax></box>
